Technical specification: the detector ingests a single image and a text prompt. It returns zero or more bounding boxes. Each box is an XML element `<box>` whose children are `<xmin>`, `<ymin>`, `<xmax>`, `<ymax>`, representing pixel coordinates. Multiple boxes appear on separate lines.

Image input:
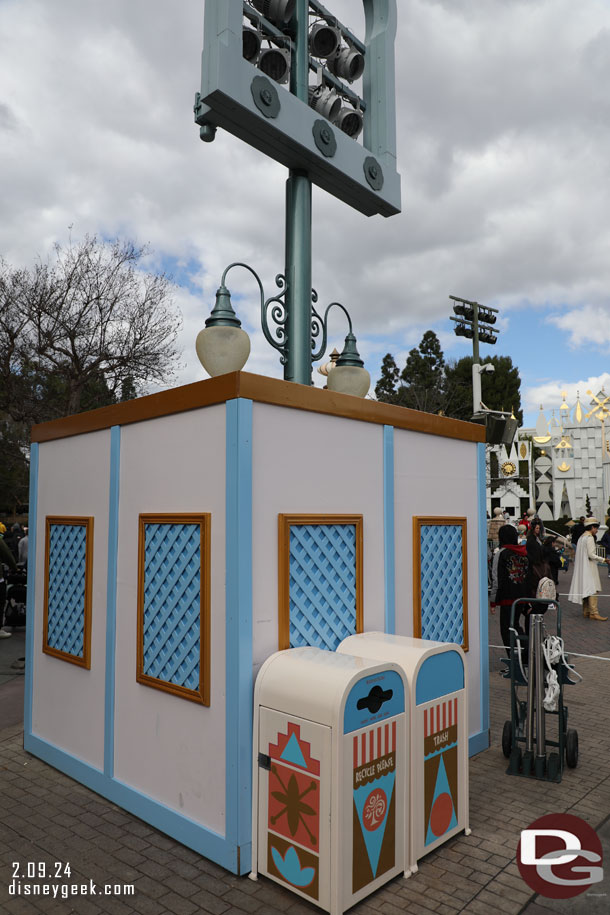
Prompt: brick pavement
<box><xmin>1</xmin><ymin>568</ymin><xmax>610</xmax><ymax>914</ymax></box>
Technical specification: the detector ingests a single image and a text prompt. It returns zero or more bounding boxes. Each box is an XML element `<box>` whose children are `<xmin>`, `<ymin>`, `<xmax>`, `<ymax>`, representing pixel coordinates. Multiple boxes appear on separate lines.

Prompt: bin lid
<box><xmin>254</xmin><ymin>646</ymin><xmax>408</xmax><ymax>729</ymax></box>
<box><xmin>337</xmin><ymin>632</ymin><xmax>465</xmax><ymax>695</ymax></box>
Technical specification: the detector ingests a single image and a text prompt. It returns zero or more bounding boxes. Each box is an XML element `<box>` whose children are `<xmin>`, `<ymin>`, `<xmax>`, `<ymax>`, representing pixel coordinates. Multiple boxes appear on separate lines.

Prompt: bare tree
<box><xmin>0</xmin><ymin>235</ymin><xmax>182</xmax><ymax>424</ymax></box>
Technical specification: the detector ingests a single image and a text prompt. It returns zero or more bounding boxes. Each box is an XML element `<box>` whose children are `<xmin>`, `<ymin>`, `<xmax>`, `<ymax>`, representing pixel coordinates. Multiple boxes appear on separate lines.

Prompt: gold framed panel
<box><xmin>137</xmin><ymin>513</ymin><xmax>211</xmax><ymax>705</ymax></box>
<box><xmin>412</xmin><ymin>516</ymin><xmax>469</xmax><ymax>652</ymax></box>
<box><xmin>43</xmin><ymin>516</ymin><xmax>94</xmax><ymax>669</ymax></box>
<box><xmin>278</xmin><ymin>513</ymin><xmax>364</xmax><ymax>651</ymax></box>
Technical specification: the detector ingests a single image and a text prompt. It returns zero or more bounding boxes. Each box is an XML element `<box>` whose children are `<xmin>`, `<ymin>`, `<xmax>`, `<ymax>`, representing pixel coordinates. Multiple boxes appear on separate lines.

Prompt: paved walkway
<box><xmin>1</xmin><ymin>571</ymin><xmax>609</xmax><ymax>914</ymax></box>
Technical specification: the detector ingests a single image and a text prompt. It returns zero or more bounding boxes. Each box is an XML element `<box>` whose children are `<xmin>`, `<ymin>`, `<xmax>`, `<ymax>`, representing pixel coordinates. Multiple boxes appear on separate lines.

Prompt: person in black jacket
<box><xmin>490</xmin><ymin>525</ymin><xmax>530</xmax><ymax>651</ymax></box>
<box><xmin>571</xmin><ymin>517</ymin><xmax>585</xmax><ymax>548</ymax></box>
<box><xmin>0</xmin><ymin>534</ymin><xmax>17</xmax><ymax>637</ymax></box>
<box><xmin>542</xmin><ymin>535</ymin><xmax>562</xmax><ymax>585</ymax></box>
<box><xmin>526</xmin><ymin>519</ymin><xmax>545</xmax><ymax>596</ymax></box>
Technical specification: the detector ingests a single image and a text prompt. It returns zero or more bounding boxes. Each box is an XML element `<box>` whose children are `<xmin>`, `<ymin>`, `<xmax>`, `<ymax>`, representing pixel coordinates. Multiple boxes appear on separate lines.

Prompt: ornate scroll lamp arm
<box><xmin>310</xmin><ymin>299</ymin><xmax>370</xmax><ymax>397</ymax></box>
<box><xmin>312</xmin><ymin>301</ymin><xmax>363</xmax><ymax>367</ymax></box>
<box><xmin>219</xmin><ymin>262</ymin><xmax>289</xmax><ymax>364</ymax></box>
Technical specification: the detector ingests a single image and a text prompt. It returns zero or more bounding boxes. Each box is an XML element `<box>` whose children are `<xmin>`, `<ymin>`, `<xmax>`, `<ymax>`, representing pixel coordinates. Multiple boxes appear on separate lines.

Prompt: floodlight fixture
<box><xmin>243</xmin><ymin>27</ymin><xmax>261</xmax><ymax>63</ymax></box>
<box><xmin>333</xmin><ymin>106</ymin><xmax>364</xmax><ymax>139</ymax></box>
<box><xmin>453</xmin><ymin>301</ymin><xmax>474</xmax><ymax>322</ymax></box>
<box><xmin>251</xmin><ymin>0</ymin><xmax>296</xmax><ymax>26</ymax></box>
<box><xmin>259</xmin><ymin>46</ymin><xmax>291</xmax><ymax>83</ymax></box>
<box><xmin>309</xmin><ymin>85</ymin><xmax>341</xmax><ymax>121</ymax></box>
<box><xmin>309</xmin><ymin>22</ymin><xmax>341</xmax><ymax>59</ymax></box>
<box><xmin>329</xmin><ymin>45</ymin><xmax>365</xmax><ymax>82</ymax></box>
<box><xmin>197</xmin><ymin>0</ymin><xmax>401</xmax><ymax>218</ymax></box>
<box><xmin>479</xmin><ymin>329</ymin><xmax>497</xmax><ymax>344</ymax></box>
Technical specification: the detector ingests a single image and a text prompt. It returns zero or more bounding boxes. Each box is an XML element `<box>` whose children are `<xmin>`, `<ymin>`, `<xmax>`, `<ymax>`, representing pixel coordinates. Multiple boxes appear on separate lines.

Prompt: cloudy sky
<box><xmin>2</xmin><ymin>0</ymin><xmax>610</xmax><ymax>426</ymax></box>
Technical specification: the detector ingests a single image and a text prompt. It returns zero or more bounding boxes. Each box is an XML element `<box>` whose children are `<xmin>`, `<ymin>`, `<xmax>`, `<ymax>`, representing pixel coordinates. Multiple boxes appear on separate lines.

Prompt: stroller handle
<box><xmin>509</xmin><ymin>597</ymin><xmax>560</xmax><ymax>635</ymax></box>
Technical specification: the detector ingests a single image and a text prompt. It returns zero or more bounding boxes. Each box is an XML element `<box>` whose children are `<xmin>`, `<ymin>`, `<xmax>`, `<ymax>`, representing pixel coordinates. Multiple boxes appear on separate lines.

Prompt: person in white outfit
<box><xmin>567</xmin><ymin>518</ymin><xmax>608</xmax><ymax>621</ymax></box>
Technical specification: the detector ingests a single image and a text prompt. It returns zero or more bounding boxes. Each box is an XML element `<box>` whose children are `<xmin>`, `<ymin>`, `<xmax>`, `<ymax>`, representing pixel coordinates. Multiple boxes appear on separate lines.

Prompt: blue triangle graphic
<box><xmin>353</xmin><ymin>773</ymin><xmax>395</xmax><ymax>877</ymax></box>
<box><xmin>280</xmin><ymin>732</ymin><xmax>308</xmax><ymax>769</ymax></box>
<box><xmin>425</xmin><ymin>754</ymin><xmax>458</xmax><ymax>846</ymax></box>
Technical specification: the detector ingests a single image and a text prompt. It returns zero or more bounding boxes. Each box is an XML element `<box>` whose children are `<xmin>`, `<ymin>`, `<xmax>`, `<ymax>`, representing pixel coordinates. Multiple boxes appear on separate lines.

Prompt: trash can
<box><xmin>251</xmin><ymin>647</ymin><xmax>409</xmax><ymax>914</ymax></box>
<box><xmin>338</xmin><ymin>633</ymin><xmax>469</xmax><ymax>874</ymax></box>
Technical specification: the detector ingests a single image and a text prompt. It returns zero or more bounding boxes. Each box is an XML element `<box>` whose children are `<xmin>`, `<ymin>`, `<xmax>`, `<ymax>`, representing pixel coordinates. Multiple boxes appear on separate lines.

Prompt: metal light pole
<box><xmin>194</xmin><ymin>1</ymin><xmax>400</xmax><ymax>391</ymax></box>
<box><xmin>449</xmin><ymin>295</ymin><xmax>499</xmax><ymax>415</ymax></box>
<box><xmin>284</xmin><ymin>0</ymin><xmax>313</xmax><ymax>384</ymax></box>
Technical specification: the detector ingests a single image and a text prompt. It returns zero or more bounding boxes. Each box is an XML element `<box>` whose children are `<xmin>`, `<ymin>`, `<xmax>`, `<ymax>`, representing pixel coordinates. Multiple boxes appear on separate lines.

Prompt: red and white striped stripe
<box><xmin>424</xmin><ymin>697</ymin><xmax>458</xmax><ymax>738</ymax></box>
<box><xmin>353</xmin><ymin>721</ymin><xmax>397</xmax><ymax>768</ymax></box>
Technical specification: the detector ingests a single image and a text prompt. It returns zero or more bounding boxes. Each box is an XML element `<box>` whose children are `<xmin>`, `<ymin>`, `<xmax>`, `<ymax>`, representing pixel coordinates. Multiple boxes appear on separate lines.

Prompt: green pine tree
<box><xmin>397</xmin><ymin>330</ymin><xmax>446</xmax><ymax>413</ymax></box>
<box><xmin>375</xmin><ymin>353</ymin><xmax>400</xmax><ymax>403</ymax></box>
<box><xmin>444</xmin><ymin>354</ymin><xmax>522</xmax><ymax>423</ymax></box>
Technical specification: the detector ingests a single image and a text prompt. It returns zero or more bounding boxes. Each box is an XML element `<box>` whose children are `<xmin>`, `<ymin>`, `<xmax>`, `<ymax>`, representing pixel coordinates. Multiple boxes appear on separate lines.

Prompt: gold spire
<box><xmin>574</xmin><ymin>391</ymin><xmax>583</xmax><ymax>424</ymax></box>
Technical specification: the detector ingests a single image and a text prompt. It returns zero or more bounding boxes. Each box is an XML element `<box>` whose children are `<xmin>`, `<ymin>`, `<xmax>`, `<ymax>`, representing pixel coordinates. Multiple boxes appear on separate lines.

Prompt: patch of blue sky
<box><xmin>364</xmin><ymin>303</ymin><xmax>608</xmax><ymax>428</ymax></box>
<box><xmin>153</xmin><ymin>253</ymin><xmax>203</xmax><ymax>296</ymax></box>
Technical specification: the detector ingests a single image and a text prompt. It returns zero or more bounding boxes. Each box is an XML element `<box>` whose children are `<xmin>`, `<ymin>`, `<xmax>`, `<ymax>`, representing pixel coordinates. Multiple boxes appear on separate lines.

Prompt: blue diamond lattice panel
<box><xmin>288</xmin><ymin>522</ymin><xmax>361</xmax><ymax>651</ymax></box>
<box><xmin>419</xmin><ymin>524</ymin><xmax>465</xmax><ymax>646</ymax></box>
<box><xmin>44</xmin><ymin>518</ymin><xmax>93</xmax><ymax>667</ymax></box>
<box><xmin>137</xmin><ymin>515</ymin><xmax>210</xmax><ymax>704</ymax></box>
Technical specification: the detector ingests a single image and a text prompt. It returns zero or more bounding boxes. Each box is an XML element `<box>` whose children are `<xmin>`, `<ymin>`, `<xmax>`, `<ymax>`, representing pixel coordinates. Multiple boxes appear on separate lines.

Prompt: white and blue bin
<box><xmin>338</xmin><ymin>633</ymin><xmax>470</xmax><ymax>874</ymax></box>
<box><xmin>251</xmin><ymin>647</ymin><xmax>410</xmax><ymax>915</ymax></box>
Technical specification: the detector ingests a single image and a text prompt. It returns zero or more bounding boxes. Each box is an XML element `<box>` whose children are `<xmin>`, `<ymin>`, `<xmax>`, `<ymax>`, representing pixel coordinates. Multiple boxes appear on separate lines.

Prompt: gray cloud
<box><xmin>1</xmin><ymin>0</ymin><xmax>610</xmax><ymax>401</ymax></box>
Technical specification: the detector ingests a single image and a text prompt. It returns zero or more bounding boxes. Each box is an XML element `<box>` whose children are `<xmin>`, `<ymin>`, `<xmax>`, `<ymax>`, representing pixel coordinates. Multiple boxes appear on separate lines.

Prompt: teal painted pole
<box><xmin>284</xmin><ymin>0</ymin><xmax>313</xmax><ymax>385</ymax></box>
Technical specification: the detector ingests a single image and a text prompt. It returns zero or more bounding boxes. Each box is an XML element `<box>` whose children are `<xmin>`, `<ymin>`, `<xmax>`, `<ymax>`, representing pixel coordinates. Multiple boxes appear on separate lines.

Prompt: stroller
<box><xmin>4</xmin><ymin>565</ymin><xmax>27</xmax><ymax>628</ymax></box>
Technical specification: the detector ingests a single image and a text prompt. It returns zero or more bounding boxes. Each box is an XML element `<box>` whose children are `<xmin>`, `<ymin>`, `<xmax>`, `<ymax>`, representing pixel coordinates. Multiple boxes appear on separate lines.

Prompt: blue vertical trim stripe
<box><xmin>225</xmin><ymin>398</ymin><xmax>253</xmax><ymax>874</ymax></box>
<box><xmin>383</xmin><ymin>426</ymin><xmax>395</xmax><ymax>634</ymax></box>
<box><xmin>24</xmin><ymin>443</ymin><xmax>39</xmax><ymax>738</ymax></box>
<box><xmin>104</xmin><ymin>426</ymin><xmax>121</xmax><ymax>777</ymax></box>
<box><xmin>477</xmin><ymin>443</ymin><xmax>490</xmax><ymax>748</ymax></box>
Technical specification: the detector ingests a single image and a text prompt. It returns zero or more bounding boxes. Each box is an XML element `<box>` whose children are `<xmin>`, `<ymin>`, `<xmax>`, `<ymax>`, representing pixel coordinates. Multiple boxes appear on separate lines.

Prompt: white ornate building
<box><xmin>487</xmin><ymin>390</ymin><xmax>610</xmax><ymax>523</ymax></box>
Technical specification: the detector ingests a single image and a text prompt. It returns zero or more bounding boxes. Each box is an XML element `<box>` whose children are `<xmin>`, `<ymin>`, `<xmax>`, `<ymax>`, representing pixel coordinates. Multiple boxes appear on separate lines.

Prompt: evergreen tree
<box><xmin>375</xmin><ymin>353</ymin><xmax>400</xmax><ymax>403</ymax></box>
<box><xmin>586</xmin><ymin>493</ymin><xmax>592</xmax><ymax>516</ymax></box>
<box><xmin>397</xmin><ymin>330</ymin><xmax>446</xmax><ymax>413</ymax></box>
<box><xmin>444</xmin><ymin>355</ymin><xmax>522</xmax><ymax>424</ymax></box>
<box><xmin>374</xmin><ymin>333</ymin><xmax>522</xmax><ymax>423</ymax></box>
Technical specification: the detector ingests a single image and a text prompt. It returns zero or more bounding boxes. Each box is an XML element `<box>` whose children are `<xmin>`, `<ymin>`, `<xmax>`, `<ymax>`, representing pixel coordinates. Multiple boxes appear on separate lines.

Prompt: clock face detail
<box><xmin>501</xmin><ymin>460</ymin><xmax>517</xmax><ymax>477</ymax></box>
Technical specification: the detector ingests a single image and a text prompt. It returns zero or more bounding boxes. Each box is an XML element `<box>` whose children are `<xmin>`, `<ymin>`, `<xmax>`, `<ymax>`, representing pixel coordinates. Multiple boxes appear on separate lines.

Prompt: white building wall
<box><xmin>250</xmin><ymin>403</ymin><xmax>386</xmax><ymax>671</ymax></box>
<box><xmin>393</xmin><ymin>430</ymin><xmax>482</xmax><ymax>736</ymax></box>
<box><xmin>32</xmin><ymin>430</ymin><xmax>110</xmax><ymax>769</ymax></box>
<box><xmin>113</xmin><ymin>405</ymin><xmax>228</xmax><ymax>834</ymax></box>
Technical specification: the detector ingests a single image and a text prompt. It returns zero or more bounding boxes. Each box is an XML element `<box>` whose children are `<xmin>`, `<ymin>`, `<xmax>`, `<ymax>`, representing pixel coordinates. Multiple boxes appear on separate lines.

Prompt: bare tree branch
<box><xmin>0</xmin><ymin>235</ymin><xmax>183</xmax><ymax>423</ymax></box>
